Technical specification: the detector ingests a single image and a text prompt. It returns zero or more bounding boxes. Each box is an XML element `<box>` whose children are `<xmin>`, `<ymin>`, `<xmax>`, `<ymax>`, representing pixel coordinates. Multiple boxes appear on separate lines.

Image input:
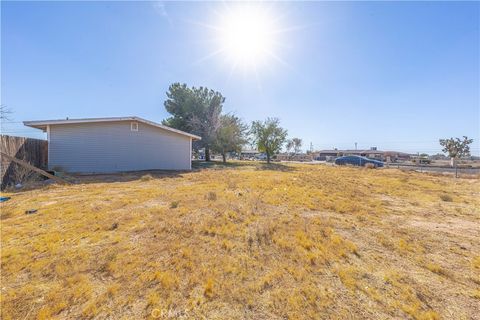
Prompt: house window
<box><xmin>131</xmin><ymin>122</ymin><xmax>138</xmax><ymax>131</ymax></box>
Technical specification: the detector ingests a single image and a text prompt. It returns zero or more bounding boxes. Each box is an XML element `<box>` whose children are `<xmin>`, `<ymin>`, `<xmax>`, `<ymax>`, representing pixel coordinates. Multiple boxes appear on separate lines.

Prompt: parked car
<box><xmin>255</xmin><ymin>153</ymin><xmax>268</xmax><ymax>161</ymax></box>
<box><xmin>335</xmin><ymin>155</ymin><xmax>384</xmax><ymax>168</ymax></box>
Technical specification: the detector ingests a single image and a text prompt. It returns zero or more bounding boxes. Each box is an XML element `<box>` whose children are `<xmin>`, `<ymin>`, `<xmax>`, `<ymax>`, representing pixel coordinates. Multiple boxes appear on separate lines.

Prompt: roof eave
<box><xmin>23</xmin><ymin>122</ymin><xmax>48</xmax><ymax>132</ymax></box>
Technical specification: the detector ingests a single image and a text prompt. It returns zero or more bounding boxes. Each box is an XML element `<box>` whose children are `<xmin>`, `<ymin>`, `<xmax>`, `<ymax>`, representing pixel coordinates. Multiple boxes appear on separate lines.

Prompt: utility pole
<box><xmin>310</xmin><ymin>142</ymin><xmax>313</xmax><ymax>153</ymax></box>
<box><xmin>355</xmin><ymin>142</ymin><xmax>357</xmax><ymax>150</ymax></box>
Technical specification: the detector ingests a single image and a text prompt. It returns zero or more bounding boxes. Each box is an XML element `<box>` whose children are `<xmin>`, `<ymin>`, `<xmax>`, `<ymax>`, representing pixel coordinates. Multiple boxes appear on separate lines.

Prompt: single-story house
<box><xmin>24</xmin><ymin>116</ymin><xmax>201</xmax><ymax>173</ymax></box>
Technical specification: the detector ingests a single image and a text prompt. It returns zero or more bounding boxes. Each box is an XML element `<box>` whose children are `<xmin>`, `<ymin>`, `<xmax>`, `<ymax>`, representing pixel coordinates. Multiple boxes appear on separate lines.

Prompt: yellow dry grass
<box><xmin>1</xmin><ymin>162</ymin><xmax>479</xmax><ymax>319</ymax></box>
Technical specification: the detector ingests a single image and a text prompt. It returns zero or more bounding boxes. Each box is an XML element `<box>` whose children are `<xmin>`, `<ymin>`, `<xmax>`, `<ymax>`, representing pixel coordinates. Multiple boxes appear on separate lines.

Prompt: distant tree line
<box><xmin>163</xmin><ymin>83</ymin><xmax>301</xmax><ymax>163</ymax></box>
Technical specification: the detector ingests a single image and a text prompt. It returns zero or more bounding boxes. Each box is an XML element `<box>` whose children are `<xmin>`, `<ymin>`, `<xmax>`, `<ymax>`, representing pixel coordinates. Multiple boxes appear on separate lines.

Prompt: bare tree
<box><xmin>0</xmin><ymin>105</ymin><xmax>12</xmax><ymax>121</ymax></box>
<box><xmin>285</xmin><ymin>139</ymin><xmax>294</xmax><ymax>158</ymax></box>
<box><xmin>292</xmin><ymin>138</ymin><xmax>303</xmax><ymax>154</ymax></box>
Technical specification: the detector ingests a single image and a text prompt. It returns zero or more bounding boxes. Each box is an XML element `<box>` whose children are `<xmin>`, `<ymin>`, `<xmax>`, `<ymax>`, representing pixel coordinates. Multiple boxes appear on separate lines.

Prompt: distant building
<box><xmin>239</xmin><ymin>149</ymin><xmax>262</xmax><ymax>160</ymax></box>
<box><xmin>314</xmin><ymin>147</ymin><xmax>411</xmax><ymax>162</ymax></box>
<box><xmin>430</xmin><ymin>153</ymin><xmax>448</xmax><ymax>160</ymax></box>
<box><xmin>276</xmin><ymin>153</ymin><xmax>314</xmax><ymax>162</ymax></box>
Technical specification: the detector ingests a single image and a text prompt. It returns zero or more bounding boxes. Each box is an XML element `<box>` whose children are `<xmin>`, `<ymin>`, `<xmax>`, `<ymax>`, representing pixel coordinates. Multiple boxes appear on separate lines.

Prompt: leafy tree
<box><xmin>163</xmin><ymin>83</ymin><xmax>224</xmax><ymax>161</ymax></box>
<box><xmin>439</xmin><ymin>136</ymin><xmax>473</xmax><ymax>177</ymax></box>
<box><xmin>163</xmin><ymin>83</ymin><xmax>194</xmax><ymax>131</ymax></box>
<box><xmin>212</xmin><ymin>114</ymin><xmax>248</xmax><ymax>163</ymax></box>
<box><xmin>292</xmin><ymin>138</ymin><xmax>303</xmax><ymax>154</ymax></box>
<box><xmin>250</xmin><ymin>118</ymin><xmax>288</xmax><ymax>163</ymax></box>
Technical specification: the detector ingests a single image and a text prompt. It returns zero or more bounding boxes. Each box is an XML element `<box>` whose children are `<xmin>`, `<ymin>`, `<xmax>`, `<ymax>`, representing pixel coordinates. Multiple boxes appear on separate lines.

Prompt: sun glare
<box><xmin>216</xmin><ymin>5</ymin><xmax>279</xmax><ymax>70</ymax></box>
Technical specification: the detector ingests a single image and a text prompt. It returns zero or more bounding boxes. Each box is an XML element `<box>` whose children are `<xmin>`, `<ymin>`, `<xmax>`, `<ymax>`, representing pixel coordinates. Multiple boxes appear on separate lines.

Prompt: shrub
<box><xmin>204</xmin><ymin>278</ymin><xmax>214</xmax><ymax>298</ymax></box>
<box><xmin>10</xmin><ymin>163</ymin><xmax>42</xmax><ymax>187</ymax></box>
<box><xmin>473</xmin><ymin>290</ymin><xmax>480</xmax><ymax>300</ymax></box>
<box><xmin>106</xmin><ymin>283</ymin><xmax>120</xmax><ymax>297</ymax></box>
<box><xmin>472</xmin><ymin>256</ymin><xmax>480</xmax><ymax>269</ymax></box>
<box><xmin>146</xmin><ymin>291</ymin><xmax>160</xmax><ymax>308</ymax></box>
<box><xmin>82</xmin><ymin>302</ymin><xmax>98</xmax><ymax>318</ymax></box>
<box><xmin>140</xmin><ymin>174</ymin><xmax>154</xmax><ymax>181</ymax></box>
<box><xmin>170</xmin><ymin>201</ymin><xmax>179</xmax><ymax>209</ymax></box>
<box><xmin>425</xmin><ymin>263</ymin><xmax>444</xmax><ymax>275</ymax></box>
<box><xmin>37</xmin><ymin>307</ymin><xmax>52</xmax><ymax>320</ymax></box>
<box><xmin>206</xmin><ymin>191</ymin><xmax>217</xmax><ymax>201</ymax></box>
<box><xmin>439</xmin><ymin>194</ymin><xmax>453</xmax><ymax>202</ymax></box>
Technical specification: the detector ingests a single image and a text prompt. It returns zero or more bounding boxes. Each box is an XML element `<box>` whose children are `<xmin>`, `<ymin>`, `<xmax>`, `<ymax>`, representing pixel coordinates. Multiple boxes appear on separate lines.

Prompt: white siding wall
<box><xmin>49</xmin><ymin>121</ymin><xmax>192</xmax><ymax>172</ymax></box>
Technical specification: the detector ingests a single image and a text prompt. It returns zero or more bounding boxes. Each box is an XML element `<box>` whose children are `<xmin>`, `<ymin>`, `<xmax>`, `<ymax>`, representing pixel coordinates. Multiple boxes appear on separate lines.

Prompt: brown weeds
<box><xmin>1</xmin><ymin>162</ymin><xmax>478</xmax><ymax>319</ymax></box>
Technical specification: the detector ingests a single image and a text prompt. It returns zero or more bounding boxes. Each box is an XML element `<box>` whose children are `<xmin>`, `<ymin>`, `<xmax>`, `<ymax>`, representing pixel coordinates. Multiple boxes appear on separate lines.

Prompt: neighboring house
<box><xmin>275</xmin><ymin>153</ymin><xmax>314</xmax><ymax>162</ymax></box>
<box><xmin>24</xmin><ymin>116</ymin><xmax>201</xmax><ymax>173</ymax></box>
<box><xmin>430</xmin><ymin>153</ymin><xmax>448</xmax><ymax>160</ymax></box>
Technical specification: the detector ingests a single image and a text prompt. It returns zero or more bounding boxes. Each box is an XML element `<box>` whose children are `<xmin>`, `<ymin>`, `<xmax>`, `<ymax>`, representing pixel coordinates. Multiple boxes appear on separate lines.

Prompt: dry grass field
<box><xmin>1</xmin><ymin>162</ymin><xmax>479</xmax><ymax>320</ymax></box>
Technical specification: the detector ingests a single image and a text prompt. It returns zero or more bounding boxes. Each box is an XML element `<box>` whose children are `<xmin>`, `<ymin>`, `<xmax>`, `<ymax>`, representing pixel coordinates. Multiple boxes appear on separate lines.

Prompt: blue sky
<box><xmin>1</xmin><ymin>1</ymin><xmax>479</xmax><ymax>154</ymax></box>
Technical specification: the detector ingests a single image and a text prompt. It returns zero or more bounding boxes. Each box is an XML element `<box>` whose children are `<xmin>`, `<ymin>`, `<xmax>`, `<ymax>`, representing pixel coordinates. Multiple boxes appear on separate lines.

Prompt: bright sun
<box><xmin>216</xmin><ymin>5</ymin><xmax>279</xmax><ymax>69</ymax></box>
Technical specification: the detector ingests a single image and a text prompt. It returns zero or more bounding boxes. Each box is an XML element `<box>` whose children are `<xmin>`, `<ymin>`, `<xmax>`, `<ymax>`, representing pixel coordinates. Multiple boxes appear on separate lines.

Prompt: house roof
<box><xmin>23</xmin><ymin>116</ymin><xmax>201</xmax><ymax>140</ymax></box>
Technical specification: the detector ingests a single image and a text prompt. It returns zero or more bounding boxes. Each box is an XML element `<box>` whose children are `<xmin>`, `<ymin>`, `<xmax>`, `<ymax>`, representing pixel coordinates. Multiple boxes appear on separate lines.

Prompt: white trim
<box><xmin>46</xmin><ymin>125</ymin><xmax>51</xmax><ymax>170</ymax></box>
<box><xmin>189</xmin><ymin>138</ymin><xmax>192</xmax><ymax>170</ymax></box>
<box><xmin>23</xmin><ymin>116</ymin><xmax>201</xmax><ymax>140</ymax></box>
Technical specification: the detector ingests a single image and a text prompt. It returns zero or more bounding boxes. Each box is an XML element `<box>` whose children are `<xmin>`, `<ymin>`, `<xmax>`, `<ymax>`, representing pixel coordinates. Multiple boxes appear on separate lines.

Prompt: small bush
<box><xmin>204</xmin><ymin>278</ymin><xmax>214</xmax><ymax>298</ymax></box>
<box><xmin>37</xmin><ymin>307</ymin><xmax>52</xmax><ymax>320</ymax></box>
<box><xmin>472</xmin><ymin>290</ymin><xmax>480</xmax><ymax>300</ymax></box>
<box><xmin>170</xmin><ymin>201</ymin><xmax>179</xmax><ymax>209</ymax></box>
<box><xmin>146</xmin><ymin>291</ymin><xmax>160</xmax><ymax>308</ymax></box>
<box><xmin>439</xmin><ymin>194</ymin><xmax>453</xmax><ymax>202</ymax></box>
<box><xmin>472</xmin><ymin>256</ymin><xmax>480</xmax><ymax>269</ymax></box>
<box><xmin>106</xmin><ymin>283</ymin><xmax>120</xmax><ymax>297</ymax></box>
<box><xmin>206</xmin><ymin>191</ymin><xmax>217</xmax><ymax>201</ymax></box>
<box><xmin>10</xmin><ymin>163</ymin><xmax>42</xmax><ymax>187</ymax></box>
<box><xmin>425</xmin><ymin>262</ymin><xmax>444</xmax><ymax>275</ymax></box>
<box><xmin>141</xmin><ymin>174</ymin><xmax>153</xmax><ymax>181</ymax></box>
<box><xmin>154</xmin><ymin>270</ymin><xmax>177</xmax><ymax>289</ymax></box>
<box><xmin>82</xmin><ymin>302</ymin><xmax>98</xmax><ymax>318</ymax></box>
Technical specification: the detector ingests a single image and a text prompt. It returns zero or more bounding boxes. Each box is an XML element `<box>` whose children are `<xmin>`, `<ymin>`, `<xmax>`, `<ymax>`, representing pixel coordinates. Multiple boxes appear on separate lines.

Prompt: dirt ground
<box><xmin>1</xmin><ymin>162</ymin><xmax>479</xmax><ymax>319</ymax></box>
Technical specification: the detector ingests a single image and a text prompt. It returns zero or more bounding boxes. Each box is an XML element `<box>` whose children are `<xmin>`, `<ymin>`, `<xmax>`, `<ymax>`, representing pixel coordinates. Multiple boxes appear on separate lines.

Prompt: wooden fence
<box><xmin>1</xmin><ymin>135</ymin><xmax>48</xmax><ymax>190</ymax></box>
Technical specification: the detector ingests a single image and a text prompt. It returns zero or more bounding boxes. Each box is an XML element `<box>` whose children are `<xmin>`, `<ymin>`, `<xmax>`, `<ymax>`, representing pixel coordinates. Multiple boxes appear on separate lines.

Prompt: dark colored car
<box><xmin>335</xmin><ymin>155</ymin><xmax>384</xmax><ymax>168</ymax></box>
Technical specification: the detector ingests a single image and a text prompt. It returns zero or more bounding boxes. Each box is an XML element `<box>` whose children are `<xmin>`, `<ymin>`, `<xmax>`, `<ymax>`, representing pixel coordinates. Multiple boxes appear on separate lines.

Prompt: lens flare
<box><xmin>216</xmin><ymin>5</ymin><xmax>280</xmax><ymax>69</ymax></box>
